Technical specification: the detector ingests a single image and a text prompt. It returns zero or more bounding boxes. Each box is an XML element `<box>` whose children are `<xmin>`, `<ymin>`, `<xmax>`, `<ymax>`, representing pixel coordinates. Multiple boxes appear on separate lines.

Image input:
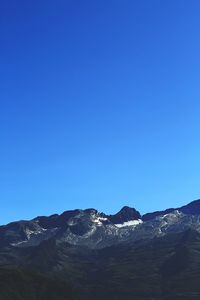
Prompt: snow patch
<box><xmin>93</xmin><ymin>217</ymin><xmax>108</xmax><ymax>226</ymax></box>
<box><xmin>115</xmin><ymin>219</ymin><xmax>143</xmax><ymax>228</ymax></box>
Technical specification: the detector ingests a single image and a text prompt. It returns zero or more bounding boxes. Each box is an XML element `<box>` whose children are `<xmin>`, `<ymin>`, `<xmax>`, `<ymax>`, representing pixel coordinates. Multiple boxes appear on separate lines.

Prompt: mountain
<box><xmin>107</xmin><ymin>206</ymin><xmax>141</xmax><ymax>224</ymax></box>
<box><xmin>1</xmin><ymin>199</ymin><xmax>200</xmax><ymax>299</ymax></box>
<box><xmin>142</xmin><ymin>199</ymin><xmax>200</xmax><ymax>221</ymax></box>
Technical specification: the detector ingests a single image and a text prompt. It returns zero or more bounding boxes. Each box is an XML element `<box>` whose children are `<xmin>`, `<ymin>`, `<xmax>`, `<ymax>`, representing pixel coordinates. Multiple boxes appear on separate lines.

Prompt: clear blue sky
<box><xmin>1</xmin><ymin>0</ymin><xmax>200</xmax><ymax>224</ymax></box>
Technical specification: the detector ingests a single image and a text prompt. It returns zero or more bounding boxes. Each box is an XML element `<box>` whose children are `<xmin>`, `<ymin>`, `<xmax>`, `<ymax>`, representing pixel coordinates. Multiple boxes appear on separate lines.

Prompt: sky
<box><xmin>0</xmin><ymin>0</ymin><xmax>200</xmax><ymax>224</ymax></box>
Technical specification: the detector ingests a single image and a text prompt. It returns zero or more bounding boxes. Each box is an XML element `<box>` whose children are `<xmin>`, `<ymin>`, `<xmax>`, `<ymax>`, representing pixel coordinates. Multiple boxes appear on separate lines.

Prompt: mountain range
<box><xmin>1</xmin><ymin>199</ymin><xmax>200</xmax><ymax>299</ymax></box>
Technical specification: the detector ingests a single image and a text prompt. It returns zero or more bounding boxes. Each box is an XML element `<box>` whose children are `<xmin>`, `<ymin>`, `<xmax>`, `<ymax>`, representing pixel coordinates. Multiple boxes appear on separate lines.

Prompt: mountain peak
<box><xmin>108</xmin><ymin>206</ymin><xmax>141</xmax><ymax>224</ymax></box>
<box><xmin>120</xmin><ymin>206</ymin><xmax>137</xmax><ymax>212</ymax></box>
<box><xmin>180</xmin><ymin>199</ymin><xmax>200</xmax><ymax>215</ymax></box>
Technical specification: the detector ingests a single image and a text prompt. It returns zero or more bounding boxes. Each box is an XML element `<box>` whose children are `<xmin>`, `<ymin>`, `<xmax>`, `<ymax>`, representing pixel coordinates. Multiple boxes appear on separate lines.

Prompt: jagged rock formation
<box><xmin>1</xmin><ymin>199</ymin><xmax>200</xmax><ymax>299</ymax></box>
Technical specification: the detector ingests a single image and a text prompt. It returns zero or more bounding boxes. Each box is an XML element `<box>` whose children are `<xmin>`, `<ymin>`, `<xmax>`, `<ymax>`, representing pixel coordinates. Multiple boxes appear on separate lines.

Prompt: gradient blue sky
<box><xmin>1</xmin><ymin>0</ymin><xmax>200</xmax><ymax>224</ymax></box>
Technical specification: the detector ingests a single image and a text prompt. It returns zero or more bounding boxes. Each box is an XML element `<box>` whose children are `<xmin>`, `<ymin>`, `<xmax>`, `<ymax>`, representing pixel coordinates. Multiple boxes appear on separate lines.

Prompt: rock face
<box><xmin>1</xmin><ymin>199</ymin><xmax>200</xmax><ymax>300</ymax></box>
<box><xmin>0</xmin><ymin>205</ymin><xmax>143</xmax><ymax>249</ymax></box>
<box><xmin>108</xmin><ymin>206</ymin><xmax>141</xmax><ymax>224</ymax></box>
<box><xmin>1</xmin><ymin>200</ymin><xmax>200</xmax><ymax>250</ymax></box>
